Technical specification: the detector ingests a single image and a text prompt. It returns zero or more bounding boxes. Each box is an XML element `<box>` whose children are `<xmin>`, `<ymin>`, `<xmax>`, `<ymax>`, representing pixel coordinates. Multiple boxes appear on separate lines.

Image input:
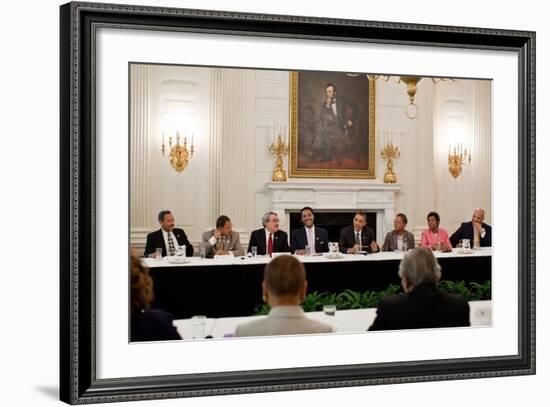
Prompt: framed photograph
<box><xmin>289</xmin><ymin>72</ymin><xmax>376</xmax><ymax>178</ymax></box>
<box><xmin>60</xmin><ymin>1</ymin><xmax>535</xmax><ymax>404</ymax></box>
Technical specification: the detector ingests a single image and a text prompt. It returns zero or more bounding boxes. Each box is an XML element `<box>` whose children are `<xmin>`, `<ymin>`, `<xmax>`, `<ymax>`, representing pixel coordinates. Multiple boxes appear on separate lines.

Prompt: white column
<box><xmin>209</xmin><ymin>69</ymin><xmax>223</xmax><ymax>224</ymax></box>
<box><xmin>209</xmin><ymin>69</ymin><xmax>252</xmax><ymax>229</ymax></box>
<box><xmin>129</xmin><ymin>64</ymin><xmax>150</xmax><ymax>229</ymax></box>
<box><xmin>413</xmin><ymin>80</ymin><xmax>435</xmax><ymax>231</ymax></box>
<box><xmin>473</xmin><ymin>80</ymin><xmax>492</xmax><ymax>223</ymax></box>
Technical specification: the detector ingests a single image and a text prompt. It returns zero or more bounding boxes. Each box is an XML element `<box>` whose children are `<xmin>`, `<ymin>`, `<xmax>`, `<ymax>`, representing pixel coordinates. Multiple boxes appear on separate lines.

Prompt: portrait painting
<box><xmin>290</xmin><ymin>71</ymin><xmax>375</xmax><ymax>178</ymax></box>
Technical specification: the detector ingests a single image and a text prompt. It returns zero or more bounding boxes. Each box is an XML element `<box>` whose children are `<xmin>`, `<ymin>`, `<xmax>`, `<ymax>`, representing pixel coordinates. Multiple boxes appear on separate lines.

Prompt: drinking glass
<box><xmin>304</xmin><ymin>245</ymin><xmax>311</xmax><ymax>256</ymax></box>
<box><xmin>155</xmin><ymin>247</ymin><xmax>162</xmax><ymax>259</ymax></box>
<box><xmin>323</xmin><ymin>305</ymin><xmax>336</xmax><ymax>316</ymax></box>
<box><xmin>402</xmin><ymin>241</ymin><xmax>408</xmax><ymax>252</ymax></box>
<box><xmin>251</xmin><ymin>246</ymin><xmax>258</xmax><ymax>257</ymax></box>
<box><xmin>191</xmin><ymin>315</ymin><xmax>207</xmax><ymax>339</ymax></box>
<box><xmin>178</xmin><ymin>244</ymin><xmax>186</xmax><ymax>257</ymax></box>
<box><xmin>199</xmin><ymin>247</ymin><xmax>206</xmax><ymax>259</ymax></box>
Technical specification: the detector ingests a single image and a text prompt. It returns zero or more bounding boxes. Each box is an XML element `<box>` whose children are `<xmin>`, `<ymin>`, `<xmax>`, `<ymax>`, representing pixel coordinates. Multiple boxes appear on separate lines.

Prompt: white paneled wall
<box><xmin>130</xmin><ymin>65</ymin><xmax>492</xmax><ymax>251</ymax></box>
<box><xmin>433</xmin><ymin>79</ymin><xmax>492</xmax><ymax>235</ymax></box>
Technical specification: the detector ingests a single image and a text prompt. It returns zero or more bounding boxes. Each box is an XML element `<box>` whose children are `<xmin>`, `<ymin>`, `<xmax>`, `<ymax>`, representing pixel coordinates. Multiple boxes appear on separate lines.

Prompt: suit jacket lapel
<box><xmin>261</xmin><ymin>230</ymin><xmax>267</xmax><ymax>253</ymax></box>
<box><xmin>157</xmin><ymin>229</ymin><xmax>167</xmax><ymax>255</ymax></box>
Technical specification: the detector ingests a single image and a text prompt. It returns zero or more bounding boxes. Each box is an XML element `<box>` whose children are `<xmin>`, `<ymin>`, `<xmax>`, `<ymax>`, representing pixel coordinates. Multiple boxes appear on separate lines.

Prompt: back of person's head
<box><xmin>131</xmin><ymin>254</ymin><xmax>154</xmax><ymax>313</ymax></box>
<box><xmin>264</xmin><ymin>255</ymin><xmax>306</xmax><ymax>297</ymax></box>
<box><xmin>398</xmin><ymin>247</ymin><xmax>441</xmax><ymax>289</ymax></box>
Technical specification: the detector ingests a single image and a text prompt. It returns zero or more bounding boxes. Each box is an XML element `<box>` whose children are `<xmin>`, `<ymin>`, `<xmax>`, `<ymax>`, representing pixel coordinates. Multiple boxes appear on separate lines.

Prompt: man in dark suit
<box><xmin>449</xmin><ymin>208</ymin><xmax>492</xmax><ymax>248</ymax></box>
<box><xmin>144</xmin><ymin>210</ymin><xmax>194</xmax><ymax>257</ymax></box>
<box><xmin>316</xmin><ymin>83</ymin><xmax>358</xmax><ymax>165</ymax></box>
<box><xmin>290</xmin><ymin>207</ymin><xmax>329</xmax><ymax>254</ymax></box>
<box><xmin>248</xmin><ymin>211</ymin><xmax>290</xmax><ymax>256</ymax></box>
<box><xmin>369</xmin><ymin>247</ymin><xmax>470</xmax><ymax>331</ymax></box>
<box><xmin>338</xmin><ymin>211</ymin><xmax>379</xmax><ymax>253</ymax></box>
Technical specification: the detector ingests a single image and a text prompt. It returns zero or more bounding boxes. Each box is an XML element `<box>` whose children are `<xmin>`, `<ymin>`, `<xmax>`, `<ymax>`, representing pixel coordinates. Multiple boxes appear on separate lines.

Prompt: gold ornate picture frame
<box><xmin>289</xmin><ymin>71</ymin><xmax>376</xmax><ymax>178</ymax></box>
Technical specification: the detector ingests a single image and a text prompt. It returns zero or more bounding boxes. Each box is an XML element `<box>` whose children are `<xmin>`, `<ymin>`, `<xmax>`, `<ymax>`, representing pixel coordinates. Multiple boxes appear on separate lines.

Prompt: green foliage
<box><xmin>439</xmin><ymin>280</ymin><xmax>491</xmax><ymax>301</ymax></box>
<box><xmin>253</xmin><ymin>281</ymin><xmax>491</xmax><ymax>315</ymax></box>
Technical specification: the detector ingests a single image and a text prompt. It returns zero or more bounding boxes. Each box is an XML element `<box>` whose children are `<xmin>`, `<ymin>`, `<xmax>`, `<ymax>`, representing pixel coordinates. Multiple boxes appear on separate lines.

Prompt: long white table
<box><xmin>145</xmin><ymin>248</ymin><xmax>492</xmax><ymax>319</ymax></box>
<box><xmin>173</xmin><ymin>300</ymin><xmax>492</xmax><ymax>339</ymax></box>
<box><xmin>143</xmin><ymin>247</ymin><xmax>492</xmax><ymax>268</ymax></box>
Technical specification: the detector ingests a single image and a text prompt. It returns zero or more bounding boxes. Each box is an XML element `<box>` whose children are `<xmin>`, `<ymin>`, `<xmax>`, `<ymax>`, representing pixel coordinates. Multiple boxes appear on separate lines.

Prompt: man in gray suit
<box><xmin>201</xmin><ymin>215</ymin><xmax>244</xmax><ymax>257</ymax></box>
<box><xmin>235</xmin><ymin>255</ymin><xmax>333</xmax><ymax>337</ymax></box>
<box><xmin>382</xmin><ymin>213</ymin><xmax>416</xmax><ymax>252</ymax></box>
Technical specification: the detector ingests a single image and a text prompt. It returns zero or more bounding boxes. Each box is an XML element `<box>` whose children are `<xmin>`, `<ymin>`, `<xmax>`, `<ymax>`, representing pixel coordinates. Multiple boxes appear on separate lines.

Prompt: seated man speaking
<box><xmin>144</xmin><ymin>210</ymin><xmax>194</xmax><ymax>257</ymax></box>
<box><xmin>339</xmin><ymin>211</ymin><xmax>379</xmax><ymax>254</ymax></box>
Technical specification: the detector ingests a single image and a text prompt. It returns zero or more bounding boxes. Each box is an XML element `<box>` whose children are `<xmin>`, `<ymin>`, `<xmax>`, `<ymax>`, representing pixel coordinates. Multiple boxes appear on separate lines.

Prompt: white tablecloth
<box><xmin>173</xmin><ymin>300</ymin><xmax>492</xmax><ymax>339</ymax></box>
<box><xmin>144</xmin><ymin>247</ymin><xmax>492</xmax><ymax>269</ymax></box>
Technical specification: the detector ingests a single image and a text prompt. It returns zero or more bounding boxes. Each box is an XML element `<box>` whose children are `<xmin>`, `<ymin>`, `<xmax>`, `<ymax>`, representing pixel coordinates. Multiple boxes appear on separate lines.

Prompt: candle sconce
<box><xmin>381</xmin><ymin>142</ymin><xmax>400</xmax><ymax>183</ymax></box>
<box><xmin>161</xmin><ymin>131</ymin><xmax>195</xmax><ymax>173</ymax></box>
<box><xmin>448</xmin><ymin>143</ymin><xmax>471</xmax><ymax>178</ymax></box>
<box><xmin>269</xmin><ymin>134</ymin><xmax>288</xmax><ymax>182</ymax></box>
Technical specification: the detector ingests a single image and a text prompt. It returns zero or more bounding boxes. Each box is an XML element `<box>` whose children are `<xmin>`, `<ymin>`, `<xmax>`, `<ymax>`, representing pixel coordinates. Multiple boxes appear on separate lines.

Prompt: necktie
<box><xmin>355</xmin><ymin>231</ymin><xmax>360</xmax><ymax>246</ymax></box>
<box><xmin>167</xmin><ymin>232</ymin><xmax>176</xmax><ymax>256</ymax></box>
<box><xmin>268</xmin><ymin>233</ymin><xmax>273</xmax><ymax>256</ymax></box>
<box><xmin>307</xmin><ymin>228</ymin><xmax>315</xmax><ymax>254</ymax></box>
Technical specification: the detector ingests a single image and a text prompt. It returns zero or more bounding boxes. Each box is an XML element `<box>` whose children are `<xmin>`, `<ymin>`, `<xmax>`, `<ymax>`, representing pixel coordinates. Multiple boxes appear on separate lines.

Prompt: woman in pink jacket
<box><xmin>420</xmin><ymin>211</ymin><xmax>452</xmax><ymax>252</ymax></box>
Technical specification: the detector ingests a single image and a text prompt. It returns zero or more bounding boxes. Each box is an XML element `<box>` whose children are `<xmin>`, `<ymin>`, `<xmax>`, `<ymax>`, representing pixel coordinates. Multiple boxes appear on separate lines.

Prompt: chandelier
<box><xmin>365</xmin><ymin>74</ymin><xmax>457</xmax><ymax>119</ymax></box>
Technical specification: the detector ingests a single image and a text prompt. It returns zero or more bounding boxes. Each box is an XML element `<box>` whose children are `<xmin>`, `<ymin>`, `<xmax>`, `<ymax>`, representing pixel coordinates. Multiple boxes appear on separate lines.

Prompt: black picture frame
<box><xmin>60</xmin><ymin>1</ymin><xmax>535</xmax><ymax>404</ymax></box>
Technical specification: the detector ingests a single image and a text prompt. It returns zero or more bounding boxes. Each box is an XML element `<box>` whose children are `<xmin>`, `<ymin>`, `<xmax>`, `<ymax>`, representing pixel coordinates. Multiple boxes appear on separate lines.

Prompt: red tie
<box><xmin>268</xmin><ymin>233</ymin><xmax>273</xmax><ymax>256</ymax></box>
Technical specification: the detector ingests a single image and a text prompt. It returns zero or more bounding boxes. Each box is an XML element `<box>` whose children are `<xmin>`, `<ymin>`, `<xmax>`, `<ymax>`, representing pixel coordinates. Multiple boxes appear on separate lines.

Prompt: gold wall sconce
<box><xmin>161</xmin><ymin>131</ymin><xmax>195</xmax><ymax>173</ymax></box>
<box><xmin>448</xmin><ymin>142</ymin><xmax>471</xmax><ymax>178</ymax></box>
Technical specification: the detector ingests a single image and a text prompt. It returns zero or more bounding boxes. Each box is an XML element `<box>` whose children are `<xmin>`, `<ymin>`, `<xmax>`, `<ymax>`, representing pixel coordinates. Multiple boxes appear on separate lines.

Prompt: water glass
<box><xmin>304</xmin><ymin>245</ymin><xmax>311</xmax><ymax>256</ymax></box>
<box><xmin>251</xmin><ymin>246</ymin><xmax>258</xmax><ymax>257</ymax></box>
<box><xmin>178</xmin><ymin>244</ymin><xmax>186</xmax><ymax>257</ymax></box>
<box><xmin>199</xmin><ymin>247</ymin><xmax>206</xmax><ymax>259</ymax></box>
<box><xmin>402</xmin><ymin>241</ymin><xmax>408</xmax><ymax>252</ymax></box>
<box><xmin>323</xmin><ymin>305</ymin><xmax>336</xmax><ymax>316</ymax></box>
<box><xmin>191</xmin><ymin>315</ymin><xmax>207</xmax><ymax>339</ymax></box>
<box><xmin>155</xmin><ymin>247</ymin><xmax>163</xmax><ymax>259</ymax></box>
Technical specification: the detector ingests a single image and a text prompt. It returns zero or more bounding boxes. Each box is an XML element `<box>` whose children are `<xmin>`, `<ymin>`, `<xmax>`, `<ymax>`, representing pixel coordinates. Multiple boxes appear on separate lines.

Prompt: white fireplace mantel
<box><xmin>267</xmin><ymin>181</ymin><xmax>401</xmax><ymax>242</ymax></box>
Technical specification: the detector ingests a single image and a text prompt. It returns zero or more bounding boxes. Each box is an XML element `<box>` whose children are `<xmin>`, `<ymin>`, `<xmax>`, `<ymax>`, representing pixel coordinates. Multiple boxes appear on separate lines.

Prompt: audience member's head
<box><xmin>262</xmin><ymin>211</ymin><xmax>280</xmax><ymax>233</ymax></box>
<box><xmin>262</xmin><ymin>255</ymin><xmax>307</xmax><ymax>306</ymax></box>
<box><xmin>427</xmin><ymin>211</ymin><xmax>440</xmax><ymax>231</ymax></box>
<box><xmin>394</xmin><ymin>213</ymin><xmax>408</xmax><ymax>232</ymax></box>
<box><xmin>131</xmin><ymin>254</ymin><xmax>154</xmax><ymax>314</ymax></box>
<box><xmin>300</xmin><ymin>206</ymin><xmax>315</xmax><ymax>228</ymax></box>
<box><xmin>353</xmin><ymin>211</ymin><xmax>367</xmax><ymax>232</ymax></box>
<box><xmin>158</xmin><ymin>210</ymin><xmax>175</xmax><ymax>232</ymax></box>
<box><xmin>398</xmin><ymin>247</ymin><xmax>442</xmax><ymax>293</ymax></box>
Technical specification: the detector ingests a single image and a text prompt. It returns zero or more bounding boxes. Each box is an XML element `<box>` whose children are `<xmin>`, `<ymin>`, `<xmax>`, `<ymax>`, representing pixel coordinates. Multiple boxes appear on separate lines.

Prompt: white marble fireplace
<box><xmin>267</xmin><ymin>180</ymin><xmax>401</xmax><ymax>242</ymax></box>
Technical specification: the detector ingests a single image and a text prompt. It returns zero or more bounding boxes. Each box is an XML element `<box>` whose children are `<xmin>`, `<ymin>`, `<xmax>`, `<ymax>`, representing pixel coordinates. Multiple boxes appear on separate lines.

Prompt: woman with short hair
<box><xmin>420</xmin><ymin>211</ymin><xmax>452</xmax><ymax>252</ymax></box>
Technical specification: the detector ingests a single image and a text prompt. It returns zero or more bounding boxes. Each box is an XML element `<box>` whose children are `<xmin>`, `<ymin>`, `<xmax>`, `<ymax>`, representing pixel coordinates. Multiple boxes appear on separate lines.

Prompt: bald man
<box><xmin>449</xmin><ymin>208</ymin><xmax>492</xmax><ymax>248</ymax></box>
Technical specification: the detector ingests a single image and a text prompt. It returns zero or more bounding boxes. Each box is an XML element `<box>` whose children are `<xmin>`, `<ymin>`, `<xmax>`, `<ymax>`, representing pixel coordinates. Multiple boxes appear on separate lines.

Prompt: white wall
<box><xmin>131</xmin><ymin>66</ymin><xmax>491</xmax><ymax>249</ymax></box>
<box><xmin>0</xmin><ymin>1</ymin><xmax>545</xmax><ymax>407</ymax></box>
